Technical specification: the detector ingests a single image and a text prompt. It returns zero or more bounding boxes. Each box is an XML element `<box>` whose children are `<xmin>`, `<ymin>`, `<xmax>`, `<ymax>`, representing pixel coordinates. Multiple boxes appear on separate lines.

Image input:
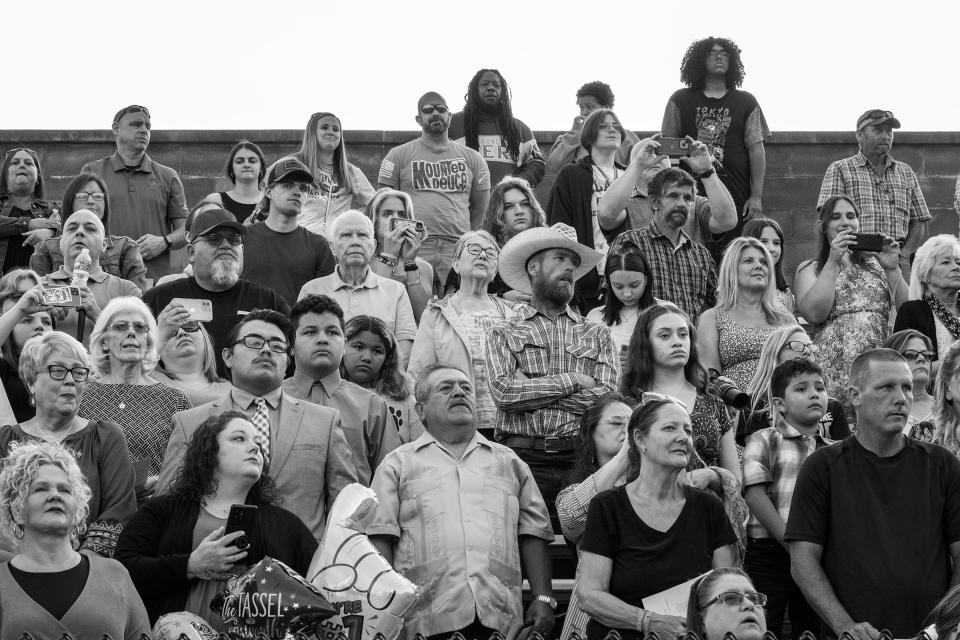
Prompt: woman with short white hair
<box><xmin>0</xmin><ymin>331</ymin><xmax>137</xmax><ymax>557</ymax></box>
<box><xmin>895</xmin><ymin>234</ymin><xmax>960</xmax><ymax>361</ymax></box>
<box><xmin>78</xmin><ymin>297</ymin><xmax>190</xmax><ymax>502</ymax></box>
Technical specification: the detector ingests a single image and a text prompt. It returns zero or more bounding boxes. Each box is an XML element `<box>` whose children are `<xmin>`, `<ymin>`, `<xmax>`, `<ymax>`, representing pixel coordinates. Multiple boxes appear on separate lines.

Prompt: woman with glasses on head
<box><xmin>737</xmin><ymin>325</ymin><xmax>849</xmax><ymax>446</ymax></box>
<box><xmin>883</xmin><ymin>329</ymin><xmax>936</xmax><ymax>441</ymax></box>
<box><xmin>409</xmin><ymin>230</ymin><xmax>518</xmax><ymax>437</ymax></box>
<box><xmin>204</xmin><ymin>141</ymin><xmax>266</xmax><ymax>223</ymax></box>
<box><xmin>0</xmin><ymin>332</ymin><xmax>137</xmax><ymax>558</ymax></box>
<box><xmin>577</xmin><ymin>396</ymin><xmax>737</xmax><ymax>640</ymax></box>
<box><xmin>363</xmin><ymin>188</ymin><xmax>433</xmax><ymax>321</ymax></box>
<box><xmin>686</xmin><ymin>568</ymin><xmax>767</xmax><ymax>640</ymax></box>
<box><xmin>0</xmin><ymin>269</ymin><xmax>52</xmax><ymax>423</ymax></box>
<box><xmin>78</xmin><ymin>297</ymin><xmax>190</xmax><ymax>503</ymax></box>
<box><xmin>0</xmin><ymin>148</ymin><xmax>60</xmax><ymax>274</ymax></box>
<box><xmin>29</xmin><ymin>172</ymin><xmax>148</xmax><ymax>291</ymax></box>
<box><xmin>149</xmin><ymin>314</ymin><xmax>231</xmax><ymax>407</ymax></box>
<box><xmin>895</xmin><ymin>234</ymin><xmax>960</xmax><ymax>363</ymax></box>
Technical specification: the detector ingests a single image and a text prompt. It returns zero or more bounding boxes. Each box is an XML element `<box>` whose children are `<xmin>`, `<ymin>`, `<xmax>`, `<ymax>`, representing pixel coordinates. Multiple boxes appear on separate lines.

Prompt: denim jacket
<box><xmin>0</xmin><ymin>197</ymin><xmax>61</xmax><ymax>270</ymax></box>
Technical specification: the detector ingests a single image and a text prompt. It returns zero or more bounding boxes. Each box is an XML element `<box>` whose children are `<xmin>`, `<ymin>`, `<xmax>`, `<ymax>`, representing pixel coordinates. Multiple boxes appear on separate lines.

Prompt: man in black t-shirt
<box><xmin>240</xmin><ymin>158</ymin><xmax>335</xmax><ymax>305</ymax></box>
<box><xmin>786</xmin><ymin>349</ymin><xmax>960</xmax><ymax>639</ymax></box>
<box><xmin>141</xmin><ymin>208</ymin><xmax>289</xmax><ymax>376</ymax></box>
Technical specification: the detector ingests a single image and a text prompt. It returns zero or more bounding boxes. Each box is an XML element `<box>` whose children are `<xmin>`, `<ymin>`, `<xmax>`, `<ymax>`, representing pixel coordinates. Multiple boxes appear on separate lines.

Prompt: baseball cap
<box><xmin>267</xmin><ymin>158</ymin><xmax>314</xmax><ymax>186</ymax></box>
<box><xmin>188</xmin><ymin>208</ymin><xmax>246</xmax><ymax>242</ymax></box>
<box><xmin>113</xmin><ymin>105</ymin><xmax>151</xmax><ymax>127</ymax></box>
<box><xmin>856</xmin><ymin>109</ymin><xmax>901</xmax><ymax>131</ymax></box>
<box><xmin>417</xmin><ymin>91</ymin><xmax>447</xmax><ymax>111</ymax></box>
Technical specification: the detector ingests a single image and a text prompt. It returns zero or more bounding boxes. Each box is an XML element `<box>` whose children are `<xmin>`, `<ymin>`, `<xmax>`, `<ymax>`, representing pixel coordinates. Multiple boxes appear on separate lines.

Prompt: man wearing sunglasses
<box><xmin>240</xmin><ymin>158</ymin><xmax>335</xmax><ymax>306</ymax></box>
<box><xmin>40</xmin><ymin>209</ymin><xmax>141</xmax><ymax>345</ymax></box>
<box><xmin>82</xmin><ymin>105</ymin><xmax>189</xmax><ymax>281</ymax></box>
<box><xmin>158</xmin><ymin>309</ymin><xmax>358</xmax><ymax>540</ymax></box>
<box><xmin>818</xmin><ymin>109</ymin><xmax>931</xmax><ymax>276</ymax></box>
<box><xmin>142</xmin><ymin>207</ymin><xmax>289</xmax><ymax>377</ymax></box>
<box><xmin>378</xmin><ymin>91</ymin><xmax>490</xmax><ymax>293</ymax></box>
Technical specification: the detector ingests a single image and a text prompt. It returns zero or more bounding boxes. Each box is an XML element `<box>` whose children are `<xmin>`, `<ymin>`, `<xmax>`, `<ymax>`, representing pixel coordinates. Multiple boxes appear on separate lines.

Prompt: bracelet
<box><xmin>405</xmin><ymin>278</ymin><xmax>422</xmax><ymax>287</ymax></box>
<box><xmin>697</xmin><ymin>168</ymin><xmax>716</xmax><ymax>180</ymax></box>
<box><xmin>637</xmin><ymin>609</ymin><xmax>652</xmax><ymax>634</ymax></box>
<box><xmin>163</xmin><ymin>235</ymin><xmax>173</xmax><ymax>248</ymax></box>
<box><xmin>378</xmin><ymin>253</ymin><xmax>399</xmax><ymax>268</ymax></box>
<box><xmin>403</xmin><ymin>260</ymin><xmax>419</xmax><ymax>272</ymax></box>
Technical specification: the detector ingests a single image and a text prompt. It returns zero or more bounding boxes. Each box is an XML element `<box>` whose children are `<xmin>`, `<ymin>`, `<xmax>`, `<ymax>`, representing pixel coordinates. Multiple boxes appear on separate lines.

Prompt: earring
<box><xmin>70</xmin><ymin>524</ymin><xmax>81</xmax><ymax>539</ymax></box>
<box><xmin>13</xmin><ymin>523</ymin><xmax>24</xmax><ymax>539</ymax></box>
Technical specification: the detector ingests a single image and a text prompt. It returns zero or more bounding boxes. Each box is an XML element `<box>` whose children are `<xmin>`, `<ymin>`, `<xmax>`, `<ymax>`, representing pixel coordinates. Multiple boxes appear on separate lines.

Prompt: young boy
<box><xmin>742</xmin><ymin>357</ymin><xmax>831</xmax><ymax>639</ymax></box>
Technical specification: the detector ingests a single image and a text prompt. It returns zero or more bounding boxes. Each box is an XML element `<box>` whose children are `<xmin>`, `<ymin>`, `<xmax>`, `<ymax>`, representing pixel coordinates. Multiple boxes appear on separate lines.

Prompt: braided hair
<box><xmin>463</xmin><ymin>69</ymin><xmax>522</xmax><ymax>162</ymax></box>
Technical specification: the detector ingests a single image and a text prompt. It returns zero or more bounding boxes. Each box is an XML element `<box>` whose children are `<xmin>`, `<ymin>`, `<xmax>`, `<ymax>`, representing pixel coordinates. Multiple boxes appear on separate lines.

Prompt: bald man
<box><xmin>378</xmin><ymin>91</ymin><xmax>490</xmax><ymax>291</ymax></box>
<box><xmin>41</xmin><ymin>209</ymin><xmax>141</xmax><ymax>344</ymax></box>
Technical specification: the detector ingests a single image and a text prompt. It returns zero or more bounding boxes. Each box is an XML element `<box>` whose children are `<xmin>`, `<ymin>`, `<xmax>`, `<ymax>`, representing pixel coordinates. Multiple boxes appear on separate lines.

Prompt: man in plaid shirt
<box><xmin>486</xmin><ymin>223</ymin><xmax>619</xmax><ymax>523</ymax></box>
<box><xmin>817</xmin><ymin>109</ymin><xmax>931</xmax><ymax>275</ymax></box>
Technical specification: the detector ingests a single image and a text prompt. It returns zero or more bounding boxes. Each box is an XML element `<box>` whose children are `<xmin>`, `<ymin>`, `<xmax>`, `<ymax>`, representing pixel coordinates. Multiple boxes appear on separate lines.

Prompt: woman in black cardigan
<box><xmin>895</xmin><ymin>234</ymin><xmax>960</xmax><ymax>362</ymax></box>
<box><xmin>115</xmin><ymin>410</ymin><xmax>317</xmax><ymax>627</ymax></box>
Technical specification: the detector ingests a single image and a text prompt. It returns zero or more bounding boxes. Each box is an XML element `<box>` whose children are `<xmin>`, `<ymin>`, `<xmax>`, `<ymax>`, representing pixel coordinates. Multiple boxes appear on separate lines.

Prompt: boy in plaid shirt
<box><xmin>743</xmin><ymin>358</ymin><xmax>830</xmax><ymax>638</ymax></box>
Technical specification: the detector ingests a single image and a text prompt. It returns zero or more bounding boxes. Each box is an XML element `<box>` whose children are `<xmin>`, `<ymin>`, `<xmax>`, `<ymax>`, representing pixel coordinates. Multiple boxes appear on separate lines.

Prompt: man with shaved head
<box><xmin>378</xmin><ymin>91</ymin><xmax>490</xmax><ymax>291</ymax></box>
<box><xmin>41</xmin><ymin>208</ymin><xmax>141</xmax><ymax>344</ymax></box>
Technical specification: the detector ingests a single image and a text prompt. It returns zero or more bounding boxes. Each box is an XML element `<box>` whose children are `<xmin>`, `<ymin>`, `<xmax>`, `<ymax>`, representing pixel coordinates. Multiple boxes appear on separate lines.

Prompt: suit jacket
<box><xmin>156</xmin><ymin>390</ymin><xmax>357</xmax><ymax>539</ymax></box>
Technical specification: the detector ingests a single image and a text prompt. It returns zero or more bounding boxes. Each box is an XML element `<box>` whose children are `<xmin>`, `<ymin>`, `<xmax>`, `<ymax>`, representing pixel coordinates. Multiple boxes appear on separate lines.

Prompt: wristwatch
<box><xmin>697</xmin><ymin>168</ymin><xmax>716</xmax><ymax>180</ymax></box>
<box><xmin>534</xmin><ymin>595</ymin><xmax>558</xmax><ymax>610</ymax></box>
<box><xmin>403</xmin><ymin>260</ymin><xmax>419</xmax><ymax>272</ymax></box>
<box><xmin>163</xmin><ymin>234</ymin><xmax>173</xmax><ymax>249</ymax></box>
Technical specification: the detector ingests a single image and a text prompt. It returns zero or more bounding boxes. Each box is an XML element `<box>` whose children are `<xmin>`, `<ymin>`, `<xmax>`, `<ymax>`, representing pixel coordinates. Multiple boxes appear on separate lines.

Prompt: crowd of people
<box><xmin>2</xmin><ymin>34</ymin><xmax>960</xmax><ymax>640</ymax></box>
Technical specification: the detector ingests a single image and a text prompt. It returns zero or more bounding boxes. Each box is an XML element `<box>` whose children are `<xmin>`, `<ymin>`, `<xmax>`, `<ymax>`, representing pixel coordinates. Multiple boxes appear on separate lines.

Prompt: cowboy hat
<box><xmin>498</xmin><ymin>223</ymin><xmax>602</xmax><ymax>295</ymax></box>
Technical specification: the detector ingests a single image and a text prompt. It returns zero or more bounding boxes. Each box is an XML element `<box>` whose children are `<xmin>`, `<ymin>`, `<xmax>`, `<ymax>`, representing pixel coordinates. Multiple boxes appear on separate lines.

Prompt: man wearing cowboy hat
<box><xmin>817</xmin><ymin>109</ymin><xmax>930</xmax><ymax>275</ymax></box>
<box><xmin>486</xmin><ymin>222</ymin><xmax>620</xmax><ymax>523</ymax></box>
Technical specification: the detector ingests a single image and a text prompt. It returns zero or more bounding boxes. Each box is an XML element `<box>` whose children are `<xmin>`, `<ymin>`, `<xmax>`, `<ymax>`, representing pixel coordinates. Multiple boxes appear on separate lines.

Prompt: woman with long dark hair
<box><xmin>205</xmin><ymin>140</ymin><xmax>266</xmax><ymax>222</ymax></box>
<box><xmin>0</xmin><ymin>148</ymin><xmax>60</xmax><ymax>273</ymax></box>
<box><xmin>586</xmin><ymin>242</ymin><xmax>655</xmax><ymax>360</ymax></box>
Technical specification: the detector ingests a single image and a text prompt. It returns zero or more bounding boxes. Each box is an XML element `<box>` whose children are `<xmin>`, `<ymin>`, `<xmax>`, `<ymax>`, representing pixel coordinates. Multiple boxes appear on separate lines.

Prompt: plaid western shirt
<box><xmin>611</xmin><ymin>222</ymin><xmax>718</xmax><ymax>322</ymax></box>
<box><xmin>486</xmin><ymin>304</ymin><xmax>619</xmax><ymax>439</ymax></box>
<box><xmin>817</xmin><ymin>151</ymin><xmax>931</xmax><ymax>241</ymax></box>
<box><xmin>742</xmin><ymin>419</ymin><xmax>833</xmax><ymax>539</ymax></box>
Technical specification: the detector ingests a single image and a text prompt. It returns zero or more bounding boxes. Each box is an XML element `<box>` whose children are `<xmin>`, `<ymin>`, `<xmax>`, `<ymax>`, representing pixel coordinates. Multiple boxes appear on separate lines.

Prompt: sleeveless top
<box><xmin>716</xmin><ymin>308</ymin><xmax>792</xmax><ymax>389</ymax></box>
<box><xmin>219</xmin><ymin>191</ymin><xmax>257</xmax><ymax>221</ymax></box>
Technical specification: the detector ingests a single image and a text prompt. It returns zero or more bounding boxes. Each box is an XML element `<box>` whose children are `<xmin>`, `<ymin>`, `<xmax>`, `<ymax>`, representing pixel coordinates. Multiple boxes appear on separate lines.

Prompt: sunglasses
<box><xmin>196</xmin><ymin>233</ymin><xmax>242</xmax><ymax>247</ymax></box>
<box><xmin>902</xmin><ymin>349</ymin><xmax>935</xmax><ymax>362</ymax></box>
<box><xmin>420</xmin><ymin>105</ymin><xmax>449</xmax><ymax>115</ymax></box>
<box><xmin>181</xmin><ymin>321</ymin><xmax>201</xmax><ymax>333</ymax></box>
<box><xmin>109</xmin><ymin>320</ymin><xmax>150</xmax><ymax>334</ymax></box>
<box><xmin>864</xmin><ymin>110</ymin><xmax>894</xmax><ymax>121</ymax></box>
<box><xmin>702</xmin><ymin>591</ymin><xmax>767</xmax><ymax>608</ymax></box>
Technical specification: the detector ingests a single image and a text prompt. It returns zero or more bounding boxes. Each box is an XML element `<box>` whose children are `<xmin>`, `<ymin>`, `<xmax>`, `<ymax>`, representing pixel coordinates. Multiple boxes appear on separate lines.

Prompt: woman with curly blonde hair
<box><xmin>0</xmin><ymin>441</ymin><xmax>150</xmax><ymax>637</ymax></box>
<box><xmin>933</xmin><ymin>342</ymin><xmax>960</xmax><ymax>455</ymax></box>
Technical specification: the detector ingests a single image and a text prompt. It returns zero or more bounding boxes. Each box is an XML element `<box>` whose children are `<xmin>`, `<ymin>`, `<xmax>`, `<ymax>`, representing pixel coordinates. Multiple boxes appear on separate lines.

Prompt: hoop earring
<box><xmin>13</xmin><ymin>523</ymin><xmax>24</xmax><ymax>539</ymax></box>
<box><xmin>71</xmin><ymin>523</ymin><xmax>82</xmax><ymax>538</ymax></box>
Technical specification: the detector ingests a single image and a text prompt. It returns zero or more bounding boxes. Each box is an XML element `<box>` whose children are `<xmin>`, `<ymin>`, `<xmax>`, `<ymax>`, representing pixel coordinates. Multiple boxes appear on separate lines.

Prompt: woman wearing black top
<box><xmin>204</xmin><ymin>140</ymin><xmax>266</xmax><ymax>222</ymax></box>
<box><xmin>578</xmin><ymin>396</ymin><xmax>736</xmax><ymax>640</ymax></box>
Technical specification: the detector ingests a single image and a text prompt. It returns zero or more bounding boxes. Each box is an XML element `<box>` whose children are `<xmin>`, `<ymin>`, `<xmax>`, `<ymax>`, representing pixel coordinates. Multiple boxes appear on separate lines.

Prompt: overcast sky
<box><xmin>7</xmin><ymin>0</ymin><xmax>957</xmax><ymax>133</ymax></box>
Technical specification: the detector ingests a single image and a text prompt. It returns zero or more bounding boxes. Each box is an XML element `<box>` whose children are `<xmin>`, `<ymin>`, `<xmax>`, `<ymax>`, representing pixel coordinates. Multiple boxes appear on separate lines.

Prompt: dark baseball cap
<box><xmin>188</xmin><ymin>208</ymin><xmax>246</xmax><ymax>242</ymax></box>
<box><xmin>113</xmin><ymin>105</ymin><xmax>151</xmax><ymax>127</ymax></box>
<box><xmin>267</xmin><ymin>158</ymin><xmax>314</xmax><ymax>186</ymax></box>
<box><xmin>856</xmin><ymin>109</ymin><xmax>901</xmax><ymax>131</ymax></box>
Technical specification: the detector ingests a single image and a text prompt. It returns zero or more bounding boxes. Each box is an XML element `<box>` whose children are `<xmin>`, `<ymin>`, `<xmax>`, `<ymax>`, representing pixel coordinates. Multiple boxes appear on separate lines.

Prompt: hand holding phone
<box><xmin>39</xmin><ymin>286</ymin><xmax>82</xmax><ymax>308</ymax></box>
<box><xmin>224</xmin><ymin>504</ymin><xmax>258</xmax><ymax>550</ymax></box>
<box><xmin>849</xmin><ymin>233</ymin><xmax>884</xmax><ymax>253</ymax></box>
<box><xmin>171</xmin><ymin>298</ymin><xmax>213</xmax><ymax>322</ymax></box>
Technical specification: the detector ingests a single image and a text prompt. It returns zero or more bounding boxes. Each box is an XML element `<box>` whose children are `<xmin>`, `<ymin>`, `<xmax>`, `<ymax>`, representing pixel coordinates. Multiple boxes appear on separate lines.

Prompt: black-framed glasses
<box><xmin>45</xmin><ymin>365</ymin><xmax>90</xmax><ymax>382</ymax></box>
<box><xmin>784</xmin><ymin>340</ymin><xmax>818</xmax><ymax>355</ymax></box>
<box><xmin>420</xmin><ymin>105</ymin><xmax>449</xmax><ymax>115</ymax></box>
<box><xmin>233</xmin><ymin>335</ymin><xmax>288</xmax><ymax>354</ymax></box>
<box><xmin>181</xmin><ymin>321</ymin><xmax>202</xmax><ymax>333</ymax></box>
<box><xmin>702</xmin><ymin>591</ymin><xmax>767</xmax><ymax>608</ymax></box>
<box><xmin>73</xmin><ymin>192</ymin><xmax>106</xmax><ymax>203</ymax></box>
<box><xmin>903</xmin><ymin>349</ymin><xmax>935</xmax><ymax>362</ymax></box>
<box><xmin>196</xmin><ymin>233</ymin><xmax>242</xmax><ymax>247</ymax></box>
<box><xmin>464</xmin><ymin>243</ymin><xmax>499</xmax><ymax>259</ymax></box>
<box><xmin>110</xmin><ymin>320</ymin><xmax>150</xmax><ymax>334</ymax></box>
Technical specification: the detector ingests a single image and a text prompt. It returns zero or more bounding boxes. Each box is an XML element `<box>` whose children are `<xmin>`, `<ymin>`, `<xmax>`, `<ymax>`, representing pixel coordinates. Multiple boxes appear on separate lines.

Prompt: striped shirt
<box><xmin>742</xmin><ymin>419</ymin><xmax>833</xmax><ymax>539</ymax></box>
<box><xmin>611</xmin><ymin>222</ymin><xmax>718</xmax><ymax>322</ymax></box>
<box><xmin>486</xmin><ymin>304</ymin><xmax>619</xmax><ymax>438</ymax></box>
<box><xmin>817</xmin><ymin>151</ymin><xmax>931</xmax><ymax>241</ymax></box>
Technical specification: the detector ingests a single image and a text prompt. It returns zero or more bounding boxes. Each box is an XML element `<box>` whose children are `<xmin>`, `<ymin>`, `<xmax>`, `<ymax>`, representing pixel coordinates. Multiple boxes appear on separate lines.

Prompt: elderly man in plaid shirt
<box><xmin>818</xmin><ymin>109</ymin><xmax>931</xmax><ymax>276</ymax></box>
<box><xmin>486</xmin><ymin>223</ymin><xmax>619</xmax><ymax>525</ymax></box>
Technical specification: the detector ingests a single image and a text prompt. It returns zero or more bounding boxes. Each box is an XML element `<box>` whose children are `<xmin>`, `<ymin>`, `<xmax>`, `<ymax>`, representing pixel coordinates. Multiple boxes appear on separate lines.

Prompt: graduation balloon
<box><xmin>211</xmin><ymin>557</ymin><xmax>336</xmax><ymax>639</ymax></box>
<box><xmin>152</xmin><ymin>611</ymin><xmax>220</xmax><ymax>640</ymax></box>
<box><xmin>306</xmin><ymin>483</ymin><xmax>419</xmax><ymax>640</ymax></box>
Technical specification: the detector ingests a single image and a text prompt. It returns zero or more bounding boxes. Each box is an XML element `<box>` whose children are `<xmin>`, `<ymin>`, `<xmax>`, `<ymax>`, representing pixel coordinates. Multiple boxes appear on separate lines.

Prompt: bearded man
<box><xmin>142</xmin><ymin>207</ymin><xmax>289</xmax><ymax>376</ymax></box>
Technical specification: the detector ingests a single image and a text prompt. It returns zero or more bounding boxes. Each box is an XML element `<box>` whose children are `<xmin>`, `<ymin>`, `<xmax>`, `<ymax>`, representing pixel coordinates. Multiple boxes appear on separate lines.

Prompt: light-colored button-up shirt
<box><xmin>297</xmin><ymin>267</ymin><xmax>417</xmax><ymax>341</ymax></box>
<box><xmin>369</xmin><ymin>430</ymin><xmax>553</xmax><ymax>637</ymax></box>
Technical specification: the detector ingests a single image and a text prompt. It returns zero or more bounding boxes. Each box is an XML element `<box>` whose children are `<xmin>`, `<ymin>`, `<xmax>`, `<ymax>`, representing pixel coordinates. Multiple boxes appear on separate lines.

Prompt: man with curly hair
<box><xmin>449</xmin><ymin>69</ymin><xmax>545</xmax><ymax>187</ymax></box>
<box><xmin>662</xmin><ymin>37</ymin><xmax>770</xmax><ymax>259</ymax></box>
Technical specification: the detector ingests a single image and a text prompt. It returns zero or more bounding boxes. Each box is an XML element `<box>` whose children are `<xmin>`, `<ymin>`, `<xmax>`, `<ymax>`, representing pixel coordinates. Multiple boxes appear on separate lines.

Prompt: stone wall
<box><xmin>3</xmin><ymin>129</ymin><xmax>958</xmax><ymax>280</ymax></box>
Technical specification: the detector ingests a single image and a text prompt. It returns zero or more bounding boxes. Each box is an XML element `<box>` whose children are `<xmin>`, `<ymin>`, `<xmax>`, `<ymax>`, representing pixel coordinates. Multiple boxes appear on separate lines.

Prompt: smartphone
<box><xmin>658</xmin><ymin>137</ymin><xmax>690</xmax><ymax>157</ymax></box>
<box><xmin>172</xmin><ymin>298</ymin><xmax>213</xmax><ymax>322</ymax></box>
<box><xmin>224</xmin><ymin>504</ymin><xmax>258</xmax><ymax>550</ymax></box>
<box><xmin>389</xmin><ymin>217</ymin><xmax>425</xmax><ymax>234</ymax></box>
<box><xmin>850</xmin><ymin>233</ymin><xmax>884</xmax><ymax>252</ymax></box>
<box><xmin>40</xmin><ymin>286</ymin><xmax>82</xmax><ymax>308</ymax></box>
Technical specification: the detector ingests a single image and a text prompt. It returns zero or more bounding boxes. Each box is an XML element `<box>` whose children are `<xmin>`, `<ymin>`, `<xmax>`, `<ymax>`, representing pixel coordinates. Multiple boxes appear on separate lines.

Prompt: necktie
<box><xmin>251</xmin><ymin>397</ymin><xmax>271</xmax><ymax>466</ymax></box>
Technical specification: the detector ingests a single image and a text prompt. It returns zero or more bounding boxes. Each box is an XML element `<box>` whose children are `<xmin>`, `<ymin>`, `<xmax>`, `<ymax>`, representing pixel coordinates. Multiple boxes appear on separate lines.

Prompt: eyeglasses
<box><xmin>233</xmin><ymin>335</ymin><xmax>289</xmax><ymax>354</ymax></box>
<box><xmin>463</xmin><ymin>243</ymin><xmax>499</xmax><ymax>259</ymax></box>
<box><xmin>196</xmin><ymin>233</ymin><xmax>242</xmax><ymax>247</ymax></box>
<box><xmin>45</xmin><ymin>365</ymin><xmax>90</xmax><ymax>382</ymax></box>
<box><xmin>181</xmin><ymin>321</ymin><xmax>201</xmax><ymax>333</ymax></box>
<box><xmin>703</xmin><ymin>592</ymin><xmax>767</xmax><ymax>608</ymax></box>
<box><xmin>902</xmin><ymin>350</ymin><xmax>935</xmax><ymax>362</ymax></box>
<box><xmin>420</xmin><ymin>105</ymin><xmax>449</xmax><ymax>115</ymax></box>
<box><xmin>109</xmin><ymin>321</ymin><xmax>150</xmax><ymax>334</ymax></box>
<box><xmin>784</xmin><ymin>341</ymin><xmax>818</xmax><ymax>355</ymax></box>
<box><xmin>707</xmin><ymin>49</ymin><xmax>729</xmax><ymax>59</ymax></box>
<box><xmin>74</xmin><ymin>192</ymin><xmax>106</xmax><ymax>203</ymax></box>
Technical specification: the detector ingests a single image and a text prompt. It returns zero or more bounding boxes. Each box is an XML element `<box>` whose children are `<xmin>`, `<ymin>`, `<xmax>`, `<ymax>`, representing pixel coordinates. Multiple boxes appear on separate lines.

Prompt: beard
<box><xmin>664</xmin><ymin>207</ymin><xmax>689</xmax><ymax>229</ymax></box>
<box><xmin>210</xmin><ymin>256</ymin><xmax>241</xmax><ymax>287</ymax></box>
<box><xmin>533</xmin><ymin>275</ymin><xmax>574</xmax><ymax>306</ymax></box>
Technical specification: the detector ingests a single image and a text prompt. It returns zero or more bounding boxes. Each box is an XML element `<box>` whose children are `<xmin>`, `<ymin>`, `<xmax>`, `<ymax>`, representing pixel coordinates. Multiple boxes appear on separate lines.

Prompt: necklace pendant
<box><xmin>118</xmin><ymin>402</ymin><xmax>126</xmax><ymax>410</ymax></box>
